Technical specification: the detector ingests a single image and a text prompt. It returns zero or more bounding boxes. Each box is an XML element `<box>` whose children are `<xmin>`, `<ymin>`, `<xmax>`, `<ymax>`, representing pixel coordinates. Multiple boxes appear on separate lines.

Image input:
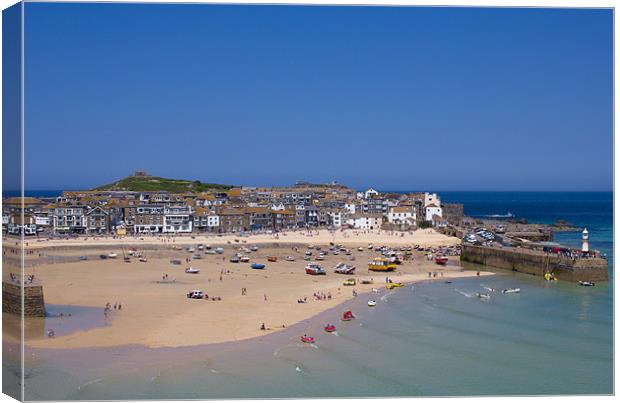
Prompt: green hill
<box><xmin>94</xmin><ymin>174</ymin><xmax>234</xmax><ymax>193</ymax></box>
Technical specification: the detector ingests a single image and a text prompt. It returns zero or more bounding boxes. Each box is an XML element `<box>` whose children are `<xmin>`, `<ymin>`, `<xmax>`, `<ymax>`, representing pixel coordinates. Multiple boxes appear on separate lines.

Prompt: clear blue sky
<box><xmin>21</xmin><ymin>4</ymin><xmax>612</xmax><ymax>191</ymax></box>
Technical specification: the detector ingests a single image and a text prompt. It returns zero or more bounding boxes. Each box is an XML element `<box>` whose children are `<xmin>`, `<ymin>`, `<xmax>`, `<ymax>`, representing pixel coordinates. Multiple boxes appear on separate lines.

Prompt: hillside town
<box><xmin>2</xmin><ymin>174</ymin><xmax>464</xmax><ymax>237</ymax></box>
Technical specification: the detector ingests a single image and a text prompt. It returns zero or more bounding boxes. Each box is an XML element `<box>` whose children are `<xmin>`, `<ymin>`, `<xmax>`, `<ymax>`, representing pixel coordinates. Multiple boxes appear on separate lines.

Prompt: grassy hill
<box><xmin>94</xmin><ymin>174</ymin><xmax>234</xmax><ymax>193</ymax></box>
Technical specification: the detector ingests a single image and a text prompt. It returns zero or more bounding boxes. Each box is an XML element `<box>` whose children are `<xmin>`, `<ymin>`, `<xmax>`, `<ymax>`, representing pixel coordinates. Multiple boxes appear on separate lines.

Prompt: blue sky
<box><xmin>20</xmin><ymin>4</ymin><xmax>613</xmax><ymax>191</ymax></box>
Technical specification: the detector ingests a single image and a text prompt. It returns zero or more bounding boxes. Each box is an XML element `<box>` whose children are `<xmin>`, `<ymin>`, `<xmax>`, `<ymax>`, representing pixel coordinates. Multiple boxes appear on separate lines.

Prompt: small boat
<box><xmin>305</xmin><ymin>250</ymin><xmax>313</xmax><ymax>256</ymax></box>
<box><xmin>107</xmin><ymin>252</ymin><xmax>118</xmax><ymax>259</ymax></box>
<box><xmin>205</xmin><ymin>244</ymin><xmax>212</xmax><ymax>250</ymax></box>
<box><xmin>170</xmin><ymin>259</ymin><xmax>182</xmax><ymax>265</ymax></box>
<box><xmin>435</xmin><ymin>256</ymin><xmax>449</xmax><ymax>265</ymax></box>
<box><xmin>251</xmin><ymin>263</ymin><xmax>266</xmax><ymax>270</ymax></box>
<box><xmin>343</xmin><ymin>278</ymin><xmax>356</xmax><ymax>286</ymax></box>
<box><xmin>215</xmin><ymin>247</ymin><xmax>224</xmax><ymax>254</ymax></box>
<box><xmin>301</xmin><ymin>335</ymin><xmax>315</xmax><ymax>343</ymax></box>
<box><xmin>368</xmin><ymin>244</ymin><xmax>373</xmax><ymax>249</ymax></box>
<box><xmin>79</xmin><ymin>255</ymin><xmax>88</xmax><ymax>261</ymax></box>
<box><xmin>250</xmin><ymin>245</ymin><xmax>259</xmax><ymax>252</ymax></box>
<box><xmin>305</xmin><ymin>263</ymin><xmax>326</xmax><ymax>275</ymax></box>
<box><xmin>502</xmin><ymin>288</ymin><xmax>521</xmax><ymax>294</ymax></box>
<box><xmin>342</xmin><ymin>311</ymin><xmax>355</xmax><ymax>321</ymax></box>
<box><xmin>139</xmin><ymin>257</ymin><xmax>148</xmax><ymax>262</ymax></box>
<box><xmin>205</xmin><ymin>250</ymin><xmax>216</xmax><ymax>255</ymax></box>
<box><xmin>361</xmin><ymin>278</ymin><xmax>374</xmax><ymax>284</ymax></box>
<box><xmin>187</xmin><ymin>247</ymin><xmax>196</xmax><ymax>253</ymax></box>
<box><xmin>185</xmin><ymin>267</ymin><xmax>200</xmax><ymax>274</ymax></box>
<box><xmin>324</xmin><ymin>324</ymin><xmax>336</xmax><ymax>333</ymax></box>
<box><xmin>197</xmin><ymin>244</ymin><xmax>205</xmax><ymax>250</ymax></box>
<box><xmin>267</xmin><ymin>256</ymin><xmax>278</xmax><ymax>262</ymax></box>
<box><xmin>334</xmin><ymin>262</ymin><xmax>356</xmax><ymax>275</ymax></box>
<box><xmin>316</xmin><ymin>254</ymin><xmax>325</xmax><ymax>261</ymax></box>
<box><xmin>193</xmin><ymin>254</ymin><xmax>203</xmax><ymax>259</ymax></box>
<box><xmin>230</xmin><ymin>255</ymin><xmax>240</xmax><ymax>263</ymax></box>
<box><xmin>579</xmin><ymin>281</ymin><xmax>595</xmax><ymax>287</ymax></box>
<box><xmin>476</xmin><ymin>293</ymin><xmax>491</xmax><ymax>300</ymax></box>
<box><xmin>367</xmin><ymin>300</ymin><xmax>377</xmax><ymax>307</ymax></box>
<box><xmin>123</xmin><ymin>257</ymin><xmax>131</xmax><ymax>263</ymax></box>
<box><xmin>285</xmin><ymin>256</ymin><xmax>295</xmax><ymax>261</ymax></box>
<box><xmin>386</xmin><ymin>282</ymin><xmax>404</xmax><ymax>290</ymax></box>
<box><xmin>544</xmin><ymin>273</ymin><xmax>558</xmax><ymax>282</ymax></box>
<box><xmin>239</xmin><ymin>255</ymin><xmax>250</xmax><ymax>263</ymax></box>
<box><xmin>358</xmin><ymin>247</ymin><xmax>364</xmax><ymax>252</ymax></box>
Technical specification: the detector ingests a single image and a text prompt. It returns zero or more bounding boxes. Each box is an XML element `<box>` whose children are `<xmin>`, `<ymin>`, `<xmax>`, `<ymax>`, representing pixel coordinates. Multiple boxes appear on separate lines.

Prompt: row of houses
<box><xmin>3</xmin><ymin>183</ymin><xmax>463</xmax><ymax>236</ymax></box>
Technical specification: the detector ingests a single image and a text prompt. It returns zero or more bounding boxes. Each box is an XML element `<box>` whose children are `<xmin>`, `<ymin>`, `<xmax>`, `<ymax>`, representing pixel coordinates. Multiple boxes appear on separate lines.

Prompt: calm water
<box><xmin>10</xmin><ymin>192</ymin><xmax>615</xmax><ymax>399</ymax></box>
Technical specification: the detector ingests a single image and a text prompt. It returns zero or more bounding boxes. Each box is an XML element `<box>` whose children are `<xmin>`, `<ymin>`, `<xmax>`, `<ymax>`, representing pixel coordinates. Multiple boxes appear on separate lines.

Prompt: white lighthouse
<box><xmin>581</xmin><ymin>228</ymin><xmax>589</xmax><ymax>254</ymax></box>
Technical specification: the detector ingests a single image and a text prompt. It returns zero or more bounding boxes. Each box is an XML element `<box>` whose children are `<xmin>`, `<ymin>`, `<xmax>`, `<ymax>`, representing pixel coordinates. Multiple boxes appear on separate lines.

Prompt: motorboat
<box><xmin>239</xmin><ymin>255</ymin><xmax>250</xmax><ymax>263</ymax></box>
<box><xmin>185</xmin><ymin>267</ymin><xmax>200</xmax><ymax>274</ymax></box>
<box><xmin>187</xmin><ymin>247</ymin><xmax>196</xmax><ymax>253</ymax></box>
<box><xmin>250</xmin><ymin>245</ymin><xmax>259</xmax><ymax>251</ymax></box>
<box><xmin>251</xmin><ymin>263</ymin><xmax>266</xmax><ymax>270</ymax></box>
<box><xmin>367</xmin><ymin>300</ymin><xmax>377</xmax><ymax>307</ymax></box>
<box><xmin>205</xmin><ymin>250</ymin><xmax>216</xmax><ymax>255</ymax></box>
<box><xmin>285</xmin><ymin>256</ymin><xmax>295</xmax><ymax>261</ymax></box>
<box><xmin>386</xmin><ymin>282</ymin><xmax>404</xmax><ymax>290</ymax></box>
<box><xmin>193</xmin><ymin>254</ymin><xmax>203</xmax><ymax>259</ymax></box>
<box><xmin>215</xmin><ymin>247</ymin><xmax>224</xmax><ymax>254</ymax></box>
<box><xmin>342</xmin><ymin>311</ymin><xmax>355</xmax><ymax>321</ymax></box>
<box><xmin>305</xmin><ymin>263</ymin><xmax>326</xmax><ymax>275</ymax></box>
<box><xmin>368</xmin><ymin>258</ymin><xmax>396</xmax><ymax>272</ymax></box>
<box><xmin>502</xmin><ymin>288</ymin><xmax>521</xmax><ymax>294</ymax></box>
<box><xmin>435</xmin><ymin>256</ymin><xmax>449</xmax><ymax>265</ymax></box>
<box><xmin>301</xmin><ymin>335</ymin><xmax>315</xmax><ymax>344</ymax></box>
<box><xmin>544</xmin><ymin>273</ymin><xmax>558</xmax><ymax>282</ymax></box>
<box><xmin>187</xmin><ymin>290</ymin><xmax>204</xmax><ymax>299</ymax></box>
<box><xmin>230</xmin><ymin>255</ymin><xmax>240</xmax><ymax>263</ymax></box>
<box><xmin>343</xmin><ymin>278</ymin><xmax>356</xmax><ymax>286</ymax></box>
<box><xmin>139</xmin><ymin>257</ymin><xmax>148</xmax><ymax>262</ymax></box>
<box><xmin>358</xmin><ymin>247</ymin><xmax>364</xmax><ymax>252</ymax></box>
<box><xmin>305</xmin><ymin>250</ymin><xmax>313</xmax><ymax>256</ymax></box>
<box><xmin>170</xmin><ymin>259</ymin><xmax>182</xmax><ymax>265</ymax></box>
<box><xmin>316</xmin><ymin>254</ymin><xmax>325</xmax><ymax>261</ymax></box>
<box><xmin>360</xmin><ymin>278</ymin><xmax>374</xmax><ymax>284</ymax></box>
<box><xmin>324</xmin><ymin>324</ymin><xmax>336</xmax><ymax>333</ymax></box>
<box><xmin>476</xmin><ymin>293</ymin><xmax>491</xmax><ymax>300</ymax></box>
<box><xmin>267</xmin><ymin>256</ymin><xmax>278</xmax><ymax>262</ymax></box>
<box><xmin>107</xmin><ymin>252</ymin><xmax>118</xmax><ymax>259</ymax></box>
<box><xmin>197</xmin><ymin>244</ymin><xmax>205</xmax><ymax>250</ymax></box>
<box><xmin>579</xmin><ymin>281</ymin><xmax>595</xmax><ymax>287</ymax></box>
<box><xmin>334</xmin><ymin>262</ymin><xmax>356</xmax><ymax>274</ymax></box>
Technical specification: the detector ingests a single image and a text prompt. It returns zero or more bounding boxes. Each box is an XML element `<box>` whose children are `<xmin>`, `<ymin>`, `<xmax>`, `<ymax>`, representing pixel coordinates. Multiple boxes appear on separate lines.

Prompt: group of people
<box><xmin>104</xmin><ymin>301</ymin><xmax>123</xmax><ymax>318</ymax></box>
<box><xmin>8</xmin><ymin>273</ymin><xmax>35</xmax><ymax>284</ymax></box>
<box><xmin>313</xmin><ymin>291</ymin><xmax>332</xmax><ymax>301</ymax></box>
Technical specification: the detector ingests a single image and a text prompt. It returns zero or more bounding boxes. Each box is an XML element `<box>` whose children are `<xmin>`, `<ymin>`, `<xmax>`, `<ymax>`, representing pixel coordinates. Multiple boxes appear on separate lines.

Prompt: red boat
<box><xmin>267</xmin><ymin>256</ymin><xmax>278</xmax><ymax>262</ymax></box>
<box><xmin>324</xmin><ymin>324</ymin><xmax>336</xmax><ymax>333</ymax></box>
<box><xmin>300</xmin><ymin>335</ymin><xmax>315</xmax><ymax>343</ymax></box>
<box><xmin>342</xmin><ymin>311</ymin><xmax>355</xmax><ymax>321</ymax></box>
<box><xmin>435</xmin><ymin>256</ymin><xmax>449</xmax><ymax>265</ymax></box>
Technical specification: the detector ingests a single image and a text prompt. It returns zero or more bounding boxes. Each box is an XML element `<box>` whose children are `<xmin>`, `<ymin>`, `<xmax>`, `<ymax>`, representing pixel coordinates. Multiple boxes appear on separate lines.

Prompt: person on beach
<box><xmin>260</xmin><ymin>323</ymin><xmax>266</xmax><ymax>330</ymax></box>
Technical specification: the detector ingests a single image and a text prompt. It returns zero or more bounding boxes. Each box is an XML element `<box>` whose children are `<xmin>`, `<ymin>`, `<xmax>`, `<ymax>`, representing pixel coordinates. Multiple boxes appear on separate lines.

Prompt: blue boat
<box><xmin>251</xmin><ymin>263</ymin><xmax>266</xmax><ymax>270</ymax></box>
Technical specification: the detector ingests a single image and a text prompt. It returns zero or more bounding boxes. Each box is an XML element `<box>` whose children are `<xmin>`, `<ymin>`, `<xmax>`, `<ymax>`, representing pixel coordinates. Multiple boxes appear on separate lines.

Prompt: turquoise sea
<box><xmin>6</xmin><ymin>192</ymin><xmax>614</xmax><ymax>399</ymax></box>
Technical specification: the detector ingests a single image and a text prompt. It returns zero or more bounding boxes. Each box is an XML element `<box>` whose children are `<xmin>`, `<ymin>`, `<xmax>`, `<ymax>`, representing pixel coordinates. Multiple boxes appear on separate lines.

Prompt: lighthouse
<box><xmin>581</xmin><ymin>228</ymin><xmax>589</xmax><ymax>254</ymax></box>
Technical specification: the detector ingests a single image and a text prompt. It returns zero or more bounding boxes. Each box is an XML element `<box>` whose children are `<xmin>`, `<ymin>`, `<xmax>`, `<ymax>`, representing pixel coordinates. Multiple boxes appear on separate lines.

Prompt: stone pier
<box><xmin>2</xmin><ymin>281</ymin><xmax>46</xmax><ymax>317</ymax></box>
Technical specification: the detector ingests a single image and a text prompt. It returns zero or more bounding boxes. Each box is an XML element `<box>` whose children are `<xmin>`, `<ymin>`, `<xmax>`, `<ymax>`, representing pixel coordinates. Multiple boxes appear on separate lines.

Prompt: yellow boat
<box><xmin>343</xmin><ymin>278</ymin><xmax>356</xmax><ymax>286</ymax></box>
<box><xmin>368</xmin><ymin>258</ymin><xmax>397</xmax><ymax>272</ymax></box>
<box><xmin>386</xmin><ymin>282</ymin><xmax>404</xmax><ymax>289</ymax></box>
<box><xmin>544</xmin><ymin>272</ymin><xmax>558</xmax><ymax>282</ymax></box>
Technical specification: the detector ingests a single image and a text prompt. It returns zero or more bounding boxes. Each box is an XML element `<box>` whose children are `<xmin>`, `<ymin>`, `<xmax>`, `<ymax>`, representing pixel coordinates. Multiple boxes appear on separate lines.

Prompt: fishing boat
<box><xmin>305</xmin><ymin>263</ymin><xmax>326</xmax><ymax>275</ymax></box>
<box><xmin>239</xmin><ymin>255</ymin><xmax>250</xmax><ymax>263</ymax></box>
<box><xmin>285</xmin><ymin>256</ymin><xmax>295</xmax><ymax>262</ymax></box>
<box><xmin>300</xmin><ymin>335</ymin><xmax>315</xmax><ymax>344</ymax></box>
<box><xmin>342</xmin><ymin>311</ymin><xmax>355</xmax><ymax>321</ymax></box>
<box><xmin>139</xmin><ymin>257</ymin><xmax>148</xmax><ymax>262</ymax></box>
<box><xmin>334</xmin><ymin>262</ymin><xmax>356</xmax><ymax>274</ymax></box>
<box><xmin>187</xmin><ymin>247</ymin><xmax>196</xmax><ymax>253</ymax></box>
<box><xmin>267</xmin><ymin>256</ymin><xmax>278</xmax><ymax>262</ymax></box>
<box><xmin>316</xmin><ymin>254</ymin><xmax>325</xmax><ymax>261</ymax></box>
<box><xmin>215</xmin><ymin>247</ymin><xmax>224</xmax><ymax>254</ymax></box>
<box><xmin>368</xmin><ymin>258</ymin><xmax>397</xmax><ymax>272</ymax></box>
<box><xmin>305</xmin><ymin>250</ymin><xmax>313</xmax><ymax>256</ymax></box>
<box><xmin>197</xmin><ymin>244</ymin><xmax>205</xmax><ymax>250</ymax></box>
<box><xmin>476</xmin><ymin>292</ymin><xmax>491</xmax><ymax>300</ymax></box>
<box><xmin>367</xmin><ymin>300</ymin><xmax>377</xmax><ymax>307</ymax></box>
<box><xmin>435</xmin><ymin>256</ymin><xmax>449</xmax><ymax>265</ymax></box>
<box><xmin>324</xmin><ymin>324</ymin><xmax>336</xmax><ymax>333</ymax></box>
<box><xmin>250</xmin><ymin>245</ymin><xmax>259</xmax><ymax>252</ymax></box>
<box><xmin>502</xmin><ymin>288</ymin><xmax>521</xmax><ymax>293</ymax></box>
<box><xmin>229</xmin><ymin>255</ymin><xmax>240</xmax><ymax>263</ymax></box>
<box><xmin>251</xmin><ymin>263</ymin><xmax>266</xmax><ymax>270</ymax></box>
<box><xmin>579</xmin><ymin>281</ymin><xmax>595</xmax><ymax>287</ymax></box>
<box><xmin>185</xmin><ymin>267</ymin><xmax>200</xmax><ymax>274</ymax></box>
<box><xmin>107</xmin><ymin>252</ymin><xmax>118</xmax><ymax>259</ymax></box>
<box><xmin>358</xmin><ymin>247</ymin><xmax>364</xmax><ymax>252</ymax></box>
<box><xmin>386</xmin><ymin>282</ymin><xmax>404</xmax><ymax>290</ymax></box>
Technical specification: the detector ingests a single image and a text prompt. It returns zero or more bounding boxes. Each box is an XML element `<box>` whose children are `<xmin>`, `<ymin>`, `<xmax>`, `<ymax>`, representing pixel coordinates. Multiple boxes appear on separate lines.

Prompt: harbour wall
<box><xmin>2</xmin><ymin>282</ymin><xmax>46</xmax><ymax>317</ymax></box>
<box><xmin>460</xmin><ymin>244</ymin><xmax>609</xmax><ymax>282</ymax></box>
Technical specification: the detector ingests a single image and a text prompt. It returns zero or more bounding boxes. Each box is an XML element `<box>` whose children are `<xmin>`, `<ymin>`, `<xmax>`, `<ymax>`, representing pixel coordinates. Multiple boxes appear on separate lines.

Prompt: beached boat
<box><xmin>187</xmin><ymin>247</ymin><xmax>196</xmax><ymax>253</ymax></box>
<box><xmin>187</xmin><ymin>290</ymin><xmax>204</xmax><ymax>299</ymax></box>
<box><xmin>267</xmin><ymin>256</ymin><xmax>277</xmax><ymax>262</ymax></box>
<box><xmin>305</xmin><ymin>263</ymin><xmax>326</xmax><ymax>275</ymax></box>
<box><xmin>170</xmin><ymin>259</ymin><xmax>182</xmax><ymax>265</ymax></box>
<box><xmin>502</xmin><ymin>287</ymin><xmax>521</xmax><ymax>293</ymax></box>
<box><xmin>342</xmin><ymin>311</ymin><xmax>355</xmax><ymax>321</ymax></box>
<box><xmin>361</xmin><ymin>278</ymin><xmax>374</xmax><ymax>284</ymax></box>
<box><xmin>197</xmin><ymin>244</ymin><xmax>204</xmax><ymax>250</ymax></box>
<box><xmin>107</xmin><ymin>252</ymin><xmax>118</xmax><ymax>259</ymax></box>
<box><xmin>251</xmin><ymin>263</ymin><xmax>266</xmax><ymax>270</ymax></box>
<box><xmin>250</xmin><ymin>245</ymin><xmax>258</xmax><ymax>252</ymax></box>
<box><xmin>334</xmin><ymin>262</ymin><xmax>356</xmax><ymax>274</ymax></box>
<box><xmin>229</xmin><ymin>255</ymin><xmax>240</xmax><ymax>263</ymax></box>
<box><xmin>324</xmin><ymin>324</ymin><xmax>336</xmax><ymax>333</ymax></box>
<box><xmin>316</xmin><ymin>254</ymin><xmax>325</xmax><ymax>261</ymax></box>
<box><xmin>300</xmin><ymin>335</ymin><xmax>315</xmax><ymax>344</ymax></box>
<box><xmin>358</xmin><ymin>247</ymin><xmax>364</xmax><ymax>252</ymax></box>
<box><xmin>139</xmin><ymin>257</ymin><xmax>148</xmax><ymax>262</ymax></box>
<box><xmin>368</xmin><ymin>244</ymin><xmax>373</xmax><ymax>249</ymax></box>
<box><xmin>386</xmin><ymin>282</ymin><xmax>404</xmax><ymax>290</ymax></box>
<box><xmin>185</xmin><ymin>267</ymin><xmax>200</xmax><ymax>274</ymax></box>
<box><xmin>193</xmin><ymin>254</ymin><xmax>203</xmax><ymax>259</ymax></box>
<box><xmin>205</xmin><ymin>250</ymin><xmax>216</xmax><ymax>255</ymax></box>
<box><xmin>367</xmin><ymin>300</ymin><xmax>377</xmax><ymax>307</ymax></box>
<box><xmin>305</xmin><ymin>250</ymin><xmax>313</xmax><ymax>256</ymax></box>
<box><xmin>435</xmin><ymin>256</ymin><xmax>449</xmax><ymax>265</ymax></box>
<box><xmin>285</xmin><ymin>256</ymin><xmax>295</xmax><ymax>261</ymax></box>
<box><xmin>215</xmin><ymin>247</ymin><xmax>224</xmax><ymax>254</ymax></box>
<box><xmin>368</xmin><ymin>258</ymin><xmax>397</xmax><ymax>272</ymax></box>
<box><xmin>579</xmin><ymin>281</ymin><xmax>595</xmax><ymax>287</ymax></box>
<box><xmin>239</xmin><ymin>255</ymin><xmax>250</xmax><ymax>263</ymax></box>
<box><xmin>343</xmin><ymin>278</ymin><xmax>356</xmax><ymax>286</ymax></box>
<box><xmin>205</xmin><ymin>244</ymin><xmax>211</xmax><ymax>250</ymax></box>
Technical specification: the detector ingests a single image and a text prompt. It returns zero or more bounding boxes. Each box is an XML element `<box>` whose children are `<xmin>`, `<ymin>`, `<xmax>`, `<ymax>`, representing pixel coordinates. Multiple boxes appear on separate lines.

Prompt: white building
<box><xmin>364</xmin><ymin>188</ymin><xmax>380</xmax><ymax>199</ymax></box>
<box><xmin>328</xmin><ymin>211</ymin><xmax>343</xmax><ymax>228</ymax></box>
<box><xmin>424</xmin><ymin>192</ymin><xmax>441</xmax><ymax>208</ymax></box>
<box><xmin>163</xmin><ymin>205</ymin><xmax>193</xmax><ymax>233</ymax></box>
<box><xmin>387</xmin><ymin>206</ymin><xmax>416</xmax><ymax>226</ymax></box>
<box><xmin>207</xmin><ymin>211</ymin><xmax>220</xmax><ymax>230</ymax></box>
<box><xmin>344</xmin><ymin>203</ymin><xmax>357</xmax><ymax>214</ymax></box>
<box><xmin>425</xmin><ymin>204</ymin><xmax>443</xmax><ymax>222</ymax></box>
<box><xmin>347</xmin><ymin>214</ymin><xmax>383</xmax><ymax>230</ymax></box>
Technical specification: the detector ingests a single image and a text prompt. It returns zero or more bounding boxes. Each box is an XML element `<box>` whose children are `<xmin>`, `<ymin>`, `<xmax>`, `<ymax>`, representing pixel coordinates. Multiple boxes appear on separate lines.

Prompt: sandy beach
<box><xmin>5</xmin><ymin>229</ymin><xmax>492</xmax><ymax>349</ymax></box>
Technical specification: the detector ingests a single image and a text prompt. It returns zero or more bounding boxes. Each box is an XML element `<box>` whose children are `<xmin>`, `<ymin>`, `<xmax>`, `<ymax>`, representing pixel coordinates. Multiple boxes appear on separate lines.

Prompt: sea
<box><xmin>4</xmin><ymin>191</ymin><xmax>614</xmax><ymax>399</ymax></box>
